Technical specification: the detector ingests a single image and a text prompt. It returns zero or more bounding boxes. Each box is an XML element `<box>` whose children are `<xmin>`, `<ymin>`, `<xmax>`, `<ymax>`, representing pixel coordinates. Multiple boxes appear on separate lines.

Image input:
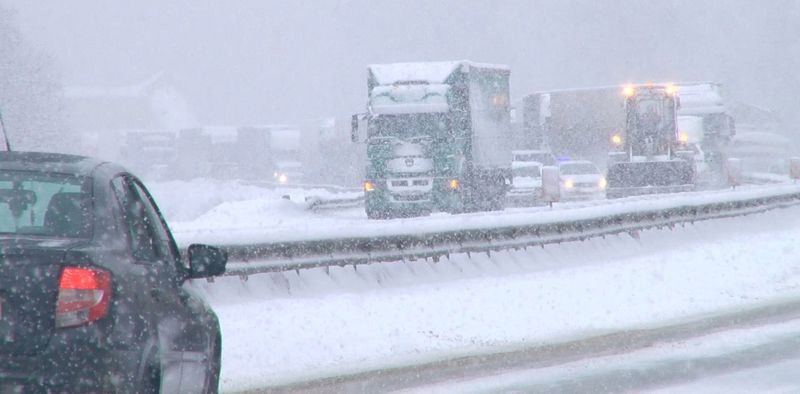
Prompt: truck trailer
<box><xmin>519</xmin><ymin>86</ymin><xmax>624</xmax><ymax>166</ymax></box>
<box><xmin>674</xmin><ymin>82</ymin><xmax>736</xmax><ymax>186</ymax></box>
<box><xmin>352</xmin><ymin>61</ymin><xmax>513</xmax><ymax>219</ymax></box>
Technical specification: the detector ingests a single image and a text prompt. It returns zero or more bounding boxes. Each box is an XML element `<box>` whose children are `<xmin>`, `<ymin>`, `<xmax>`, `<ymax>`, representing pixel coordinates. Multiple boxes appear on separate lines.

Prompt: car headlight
<box><xmin>599</xmin><ymin>177</ymin><xmax>607</xmax><ymax>189</ymax></box>
<box><xmin>563</xmin><ymin>179</ymin><xmax>574</xmax><ymax>189</ymax></box>
<box><xmin>278</xmin><ymin>173</ymin><xmax>288</xmax><ymax>184</ymax></box>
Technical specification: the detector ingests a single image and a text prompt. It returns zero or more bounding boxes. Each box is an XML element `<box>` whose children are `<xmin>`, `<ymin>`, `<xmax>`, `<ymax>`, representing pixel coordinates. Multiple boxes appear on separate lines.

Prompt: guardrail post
<box><xmin>725</xmin><ymin>158</ymin><xmax>742</xmax><ymax>189</ymax></box>
<box><xmin>541</xmin><ymin>166</ymin><xmax>560</xmax><ymax>207</ymax></box>
<box><xmin>790</xmin><ymin>157</ymin><xmax>800</xmax><ymax>183</ymax></box>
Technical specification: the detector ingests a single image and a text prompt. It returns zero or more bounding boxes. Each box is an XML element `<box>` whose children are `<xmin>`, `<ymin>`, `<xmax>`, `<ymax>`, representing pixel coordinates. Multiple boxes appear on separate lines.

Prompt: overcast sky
<box><xmin>4</xmin><ymin>0</ymin><xmax>799</xmax><ymax>127</ymax></box>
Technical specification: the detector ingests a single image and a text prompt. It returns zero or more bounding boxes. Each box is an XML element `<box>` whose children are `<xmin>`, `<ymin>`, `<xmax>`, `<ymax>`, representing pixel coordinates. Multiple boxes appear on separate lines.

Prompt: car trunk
<box><xmin>0</xmin><ymin>238</ymin><xmax>79</xmax><ymax>356</ymax></box>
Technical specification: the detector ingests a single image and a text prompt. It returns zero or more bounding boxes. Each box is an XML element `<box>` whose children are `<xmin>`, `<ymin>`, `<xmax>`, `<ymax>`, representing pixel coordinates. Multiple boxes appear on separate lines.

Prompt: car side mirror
<box><xmin>187</xmin><ymin>244</ymin><xmax>227</xmax><ymax>279</ymax></box>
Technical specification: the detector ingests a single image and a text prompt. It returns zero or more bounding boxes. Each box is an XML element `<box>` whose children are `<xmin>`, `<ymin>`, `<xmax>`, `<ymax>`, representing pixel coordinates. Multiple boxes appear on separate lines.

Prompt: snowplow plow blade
<box><xmin>606</xmin><ymin>160</ymin><xmax>695</xmax><ymax>198</ymax></box>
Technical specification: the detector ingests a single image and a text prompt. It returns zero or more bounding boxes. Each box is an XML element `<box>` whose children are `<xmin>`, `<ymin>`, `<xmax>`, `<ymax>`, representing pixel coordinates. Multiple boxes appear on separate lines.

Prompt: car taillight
<box><xmin>55</xmin><ymin>267</ymin><xmax>112</xmax><ymax>328</ymax></box>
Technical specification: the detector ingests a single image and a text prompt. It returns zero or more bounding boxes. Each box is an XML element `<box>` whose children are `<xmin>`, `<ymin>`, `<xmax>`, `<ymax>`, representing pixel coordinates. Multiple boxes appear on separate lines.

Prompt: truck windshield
<box><xmin>370</xmin><ymin>113</ymin><xmax>449</xmax><ymax>140</ymax></box>
<box><xmin>514</xmin><ymin>152</ymin><xmax>555</xmax><ymax>166</ymax></box>
<box><xmin>630</xmin><ymin>95</ymin><xmax>675</xmax><ymax>134</ymax></box>
<box><xmin>513</xmin><ymin>166</ymin><xmax>541</xmax><ymax>178</ymax></box>
<box><xmin>0</xmin><ymin>171</ymin><xmax>90</xmax><ymax>238</ymax></box>
<box><xmin>560</xmin><ymin>163</ymin><xmax>599</xmax><ymax>175</ymax></box>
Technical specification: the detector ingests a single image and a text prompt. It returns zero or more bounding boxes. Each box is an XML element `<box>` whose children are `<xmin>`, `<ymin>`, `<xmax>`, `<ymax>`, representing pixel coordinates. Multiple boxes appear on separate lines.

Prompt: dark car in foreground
<box><xmin>0</xmin><ymin>152</ymin><xmax>226</xmax><ymax>393</ymax></box>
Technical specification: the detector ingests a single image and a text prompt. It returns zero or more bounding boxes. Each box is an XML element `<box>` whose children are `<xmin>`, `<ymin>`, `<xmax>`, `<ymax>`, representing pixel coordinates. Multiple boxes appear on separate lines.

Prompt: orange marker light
<box><xmin>623</xmin><ymin>85</ymin><xmax>635</xmax><ymax>97</ymax></box>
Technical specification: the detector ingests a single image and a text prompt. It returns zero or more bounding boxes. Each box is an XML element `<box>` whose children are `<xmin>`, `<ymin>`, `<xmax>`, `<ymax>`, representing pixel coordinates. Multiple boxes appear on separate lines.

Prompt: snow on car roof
<box><xmin>368</xmin><ymin>61</ymin><xmax>509</xmax><ymax>85</ymax></box>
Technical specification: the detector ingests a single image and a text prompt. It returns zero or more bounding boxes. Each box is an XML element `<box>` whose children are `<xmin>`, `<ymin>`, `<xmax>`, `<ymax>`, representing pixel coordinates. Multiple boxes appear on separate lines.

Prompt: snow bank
<box><xmin>171</xmin><ymin>183</ymin><xmax>800</xmax><ymax>247</ymax></box>
<box><xmin>193</xmin><ymin>204</ymin><xmax>800</xmax><ymax>392</ymax></box>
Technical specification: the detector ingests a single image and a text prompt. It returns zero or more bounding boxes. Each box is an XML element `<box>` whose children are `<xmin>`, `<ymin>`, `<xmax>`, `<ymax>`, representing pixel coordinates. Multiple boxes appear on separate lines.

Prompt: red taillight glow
<box><xmin>56</xmin><ymin>267</ymin><xmax>111</xmax><ymax>328</ymax></box>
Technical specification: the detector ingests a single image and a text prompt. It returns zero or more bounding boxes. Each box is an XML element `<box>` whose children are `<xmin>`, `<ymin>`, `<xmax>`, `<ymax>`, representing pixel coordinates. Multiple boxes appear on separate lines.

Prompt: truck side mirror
<box><xmin>351</xmin><ymin>114</ymin><xmax>359</xmax><ymax>142</ymax></box>
<box><xmin>351</xmin><ymin>113</ymin><xmax>368</xmax><ymax>143</ymax></box>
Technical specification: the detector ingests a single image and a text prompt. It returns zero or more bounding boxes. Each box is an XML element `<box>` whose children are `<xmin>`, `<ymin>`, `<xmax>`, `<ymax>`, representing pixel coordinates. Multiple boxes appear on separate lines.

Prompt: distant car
<box><xmin>512</xmin><ymin>149</ymin><xmax>557</xmax><ymax>166</ymax></box>
<box><xmin>0</xmin><ymin>152</ymin><xmax>226</xmax><ymax>393</ymax></box>
<box><xmin>273</xmin><ymin>160</ymin><xmax>304</xmax><ymax>185</ymax></box>
<box><xmin>558</xmin><ymin>160</ymin><xmax>607</xmax><ymax>200</ymax></box>
<box><xmin>508</xmin><ymin>161</ymin><xmax>543</xmax><ymax>205</ymax></box>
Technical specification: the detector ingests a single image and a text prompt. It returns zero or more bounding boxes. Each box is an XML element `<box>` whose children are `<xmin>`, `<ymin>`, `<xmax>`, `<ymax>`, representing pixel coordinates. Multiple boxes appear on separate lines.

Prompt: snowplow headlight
<box><xmin>449</xmin><ymin>179</ymin><xmax>459</xmax><ymax>190</ymax></box>
<box><xmin>611</xmin><ymin>134</ymin><xmax>623</xmax><ymax>146</ymax></box>
<box><xmin>623</xmin><ymin>85</ymin><xmax>635</xmax><ymax>97</ymax></box>
<box><xmin>678</xmin><ymin>132</ymin><xmax>689</xmax><ymax>143</ymax></box>
<box><xmin>563</xmin><ymin>179</ymin><xmax>574</xmax><ymax>189</ymax></box>
<box><xmin>364</xmin><ymin>181</ymin><xmax>376</xmax><ymax>192</ymax></box>
<box><xmin>599</xmin><ymin>177</ymin><xmax>607</xmax><ymax>189</ymax></box>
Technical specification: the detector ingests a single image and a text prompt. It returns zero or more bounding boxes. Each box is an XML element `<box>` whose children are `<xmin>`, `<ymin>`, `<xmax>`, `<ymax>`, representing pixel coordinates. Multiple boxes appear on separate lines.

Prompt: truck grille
<box><xmin>393</xmin><ymin>194</ymin><xmax>428</xmax><ymax>202</ymax></box>
<box><xmin>391</xmin><ymin>179</ymin><xmax>430</xmax><ymax>187</ymax></box>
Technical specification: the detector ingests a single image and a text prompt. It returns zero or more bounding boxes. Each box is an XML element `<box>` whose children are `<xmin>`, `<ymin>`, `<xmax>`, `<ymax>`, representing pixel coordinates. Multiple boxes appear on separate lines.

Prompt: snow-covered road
<box><xmin>186</xmin><ymin>200</ymin><xmax>800</xmax><ymax>392</ymax></box>
<box><xmin>400</xmin><ymin>319</ymin><xmax>800</xmax><ymax>393</ymax></box>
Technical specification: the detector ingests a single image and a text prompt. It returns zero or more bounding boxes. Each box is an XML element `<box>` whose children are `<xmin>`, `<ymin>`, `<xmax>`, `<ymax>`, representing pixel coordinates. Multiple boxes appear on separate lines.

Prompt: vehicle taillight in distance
<box><xmin>55</xmin><ymin>267</ymin><xmax>112</xmax><ymax>328</ymax></box>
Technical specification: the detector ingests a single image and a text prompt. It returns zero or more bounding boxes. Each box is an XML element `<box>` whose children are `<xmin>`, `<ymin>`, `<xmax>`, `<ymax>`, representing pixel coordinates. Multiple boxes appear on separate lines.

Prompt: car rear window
<box><xmin>0</xmin><ymin>171</ymin><xmax>90</xmax><ymax>238</ymax></box>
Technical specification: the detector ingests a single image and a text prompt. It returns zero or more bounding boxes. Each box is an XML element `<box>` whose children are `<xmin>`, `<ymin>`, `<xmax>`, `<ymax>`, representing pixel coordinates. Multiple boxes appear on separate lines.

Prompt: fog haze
<box><xmin>4</xmin><ymin>0</ymin><xmax>799</xmax><ymax>127</ymax></box>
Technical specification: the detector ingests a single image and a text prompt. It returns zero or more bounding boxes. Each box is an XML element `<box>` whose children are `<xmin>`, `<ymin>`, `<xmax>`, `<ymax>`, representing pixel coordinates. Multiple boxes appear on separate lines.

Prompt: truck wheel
<box><xmin>139</xmin><ymin>362</ymin><xmax>161</xmax><ymax>394</ymax></box>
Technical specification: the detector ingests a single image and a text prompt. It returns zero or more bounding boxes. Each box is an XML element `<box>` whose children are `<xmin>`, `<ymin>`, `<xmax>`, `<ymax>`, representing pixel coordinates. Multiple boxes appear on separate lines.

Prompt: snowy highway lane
<box><xmin>400</xmin><ymin>319</ymin><xmax>800</xmax><ymax>393</ymax></box>
<box><xmin>187</xmin><ymin>201</ymin><xmax>800</xmax><ymax>392</ymax></box>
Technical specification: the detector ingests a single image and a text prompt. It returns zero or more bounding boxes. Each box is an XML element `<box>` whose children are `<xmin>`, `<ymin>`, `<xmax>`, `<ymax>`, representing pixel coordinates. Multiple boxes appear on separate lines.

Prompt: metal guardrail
<box><xmin>217</xmin><ymin>186</ymin><xmax>800</xmax><ymax>278</ymax></box>
<box><xmin>304</xmin><ymin>194</ymin><xmax>364</xmax><ymax>210</ymax></box>
<box><xmin>243</xmin><ymin>180</ymin><xmax>361</xmax><ymax>194</ymax></box>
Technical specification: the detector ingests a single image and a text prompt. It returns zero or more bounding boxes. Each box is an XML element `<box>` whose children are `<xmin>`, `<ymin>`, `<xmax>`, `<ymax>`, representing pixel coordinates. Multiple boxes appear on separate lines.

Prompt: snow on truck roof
<box><xmin>368</xmin><ymin>61</ymin><xmax>509</xmax><ymax>85</ymax></box>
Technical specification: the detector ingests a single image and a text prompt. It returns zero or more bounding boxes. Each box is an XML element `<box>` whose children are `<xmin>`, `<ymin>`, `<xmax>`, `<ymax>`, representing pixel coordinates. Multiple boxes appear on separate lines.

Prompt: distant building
<box><xmin>64</xmin><ymin>72</ymin><xmax>196</xmax><ymax>161</ymax></box>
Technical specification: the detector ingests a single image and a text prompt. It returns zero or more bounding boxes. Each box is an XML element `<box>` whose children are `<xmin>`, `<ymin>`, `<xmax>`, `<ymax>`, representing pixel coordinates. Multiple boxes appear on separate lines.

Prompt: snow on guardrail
<box><xmin>196</xmin><ymin>184</ymin><xmax>800</xmax><ymax>278</ymax></box>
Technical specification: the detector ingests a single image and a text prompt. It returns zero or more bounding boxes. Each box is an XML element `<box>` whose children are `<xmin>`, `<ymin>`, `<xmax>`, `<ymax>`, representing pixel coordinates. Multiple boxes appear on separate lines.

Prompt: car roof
<box><xmin>0</xmin><ymin>151</ymin><xmax>107</xmax><ymax>176</ymax></box>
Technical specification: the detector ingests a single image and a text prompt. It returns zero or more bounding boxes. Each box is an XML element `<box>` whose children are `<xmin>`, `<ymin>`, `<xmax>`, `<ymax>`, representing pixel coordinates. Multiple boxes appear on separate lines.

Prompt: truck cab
<box><xmin>355</xmin><ymin>61</ymin><xmax>513</xmax><ymax>219</ymax></box>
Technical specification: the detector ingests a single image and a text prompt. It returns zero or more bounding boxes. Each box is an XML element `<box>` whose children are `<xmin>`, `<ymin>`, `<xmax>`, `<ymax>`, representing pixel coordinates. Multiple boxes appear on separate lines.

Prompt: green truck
<box><xmin>352</xmin><ymin>61</ymin><xmax>513</xmax><ymax>219</ymax></box>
